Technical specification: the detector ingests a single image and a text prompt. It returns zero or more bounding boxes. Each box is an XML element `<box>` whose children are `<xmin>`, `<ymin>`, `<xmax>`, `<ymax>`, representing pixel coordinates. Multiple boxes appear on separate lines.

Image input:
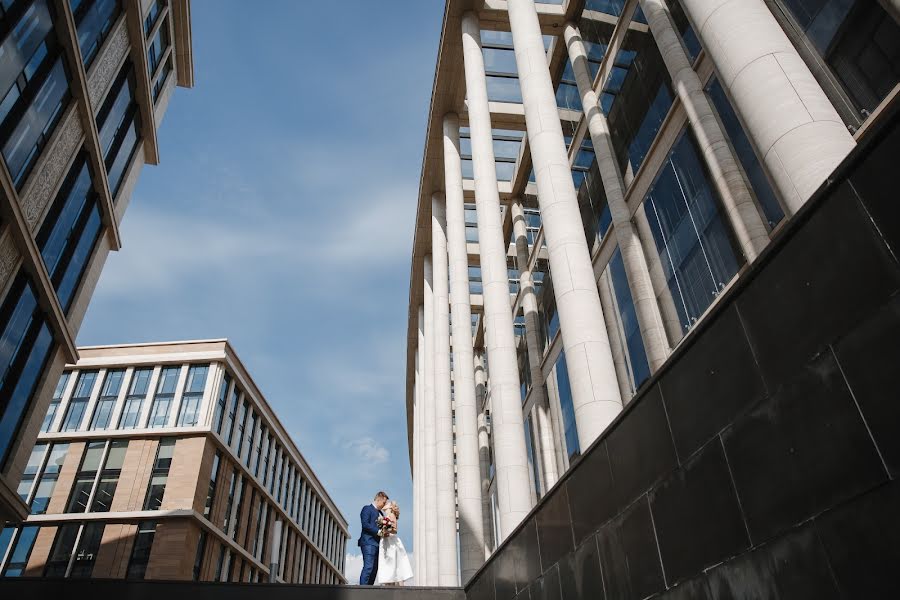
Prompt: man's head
<box><xmin>374</xmin><ymin>491</ymin><xmax>389</xmax><ymax>509</ymax></box>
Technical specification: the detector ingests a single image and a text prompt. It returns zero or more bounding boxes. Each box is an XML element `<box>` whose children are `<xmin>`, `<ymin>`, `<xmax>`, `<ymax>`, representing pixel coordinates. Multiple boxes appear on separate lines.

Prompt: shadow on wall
<box><xmin>465</xmin><ymin>100</ymin><xmax>900</xmax><ymax>600</ymax></box>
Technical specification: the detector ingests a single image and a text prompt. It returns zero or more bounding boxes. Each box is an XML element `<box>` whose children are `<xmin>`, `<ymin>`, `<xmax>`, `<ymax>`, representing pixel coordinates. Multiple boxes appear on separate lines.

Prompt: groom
<box><xmin>358</xmin><ymin>490</ymin><xmax>389</xmax><ymax>585</ymax></box>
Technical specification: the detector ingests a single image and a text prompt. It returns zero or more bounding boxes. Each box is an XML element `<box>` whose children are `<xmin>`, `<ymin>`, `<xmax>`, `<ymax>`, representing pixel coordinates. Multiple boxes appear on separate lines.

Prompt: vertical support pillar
<box><xmin>443</xmin><ymin>113</ymin><xmax>486</xmax><ymax>582</ymax></box>
<box><xmin>432</xmin><ymin>194</ymin><xmax>459</xmax><ymax>586</ymax></box>
<box><xmin>423</xmin><ymin>255</ymin><xmax>439</xmax><ymax>584</ymax></box>
<box><xmin>564</xmin><ymin>22</ymin><xmax>672</xmax><ymax>371</ymax></box>
<box><xmin>510</xmin><ymin>199</ymin><xmax>559</xmax><ymax>489</ymax></box>
<box><xmin>637</xmin><ymin>1</ymin><xmax>772</xmax><ymax>260</ymax></box>
<box><xmin>474</xmin><ymin>351</ymin><xmax>495</xmax><ymax>557</ymax></box>
<box><xmin>508</xmin><ymin>0</ymin><xmax>622</xmax><ymax>446</ymax></box>
<box><xmin>414</xmin><ymin>311</ymin><xmax>426</xmax><ymax>584</ymax></box>
<box><xmin>461</xmin><ymin>10</ymin><xmax>533</xmax><ymax>540</ymax></box>
<box><xmin>679</xmin><ymin>0</ymin><xmax>854</xmax><ymax>212</ymax></box>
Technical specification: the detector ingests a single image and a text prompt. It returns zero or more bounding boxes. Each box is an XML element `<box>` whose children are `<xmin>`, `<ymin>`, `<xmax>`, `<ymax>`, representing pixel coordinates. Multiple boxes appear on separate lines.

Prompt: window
<box><xmin>90</xmin><ymin>369</ymin><xmax>124</xmax><ymax>429</ymax></box>
<box><xmin>146</xmin><ymin>15</ymin><xmax>169</xmax><ymax>78</ymax></box>
<box><xmin>37</xmin><ymin>151</ymin><xmax>103</xmax><ymax>312</ymax></box>
<box><xmin>204</xmin><ymin>450</ymin><xmax>222</xmax><ymax>519</ymax></box>
<box><xmin>17</xmin><ymin>442</ymin><xmax>46</xmax><ymax>502</ymax></box>
<box><xmin>30</xmin><ymin>443</ymin><xmax>69</xmax><ymax>514</ymax></box>
<box><xmin>261</xmin><ymin>431</ymin><xmax>272</xmax><ymax>484</ymax></box>
<box><xmin>41</xmin><ymin>372</ymin><xmax>69</xmax><ymax>432</ymax></box>
<box><xmin>69</xmin><ymin>522</ymin><xmax>104</xmax><ymax>578</ymax></box>
<box><xmin>213</xmin><ymin>371</ymin><xmax>231</xmax><ymax>433</ymax></box>
<box><xmin>143</xmin><ymin>0</ymin><xmax>165</xmax><ymax>34</ymax></box>
<box><xmin>1</xmin><ymin>525</ymin><xmax>39</xmax><ymax>577</ymax></box>
<box><xmin>244</xmin><ymin>409</ymin><xmax>257</xmax><ymax>467</ymax></box>
<box><xmin>0</xmin><ymin>0</ymin><xmax>72</xmax><ymax>188</ymax></box>
<box><xmin>602</xmin><ymin>248</ymin><xmax>651</xmax><ymax>396</ymax></box>
<box><xmin>118</xmin><ymin>367</ymin><xmax>151</xmax><ymax>429</ymax></box>
<box><xmin>90</xmin><ymin>439</ymin><xmax>127</xmax><ymax>511</ymax></box>
<box><xmin>95</xmin><ymin>62</ymin><xmax>140</xmax><ymax>198</ymax></box>
<box><xmin>43</xmin><ymin>522</ymin><xmax>79</xmax><ymax>577</ymax></box>
<box><xmin>253</xmin><ymin>424</ymin><xmax>266</xmax><ymax>476</ymax></box>
<box><xmin>147</xmin><ymin>366</ymin><xmax>179</xmax><ymax>428</ymax></box>
<box><xmin>638</xmin><ymin>129</ymin><xmax>742</xmax><ymax>343</ymax></box>
<box><xmin>193</xmin><ymin>530</ymin><xmax>207</xmax><ymax>581</ymax></box>
<box><xmin>232</xmin><ymin>476</ymin><xmax>247</xmax><ymax>542</ymax></box>
<box><xmin>61</xmin><ymin>371</ymin><xmax>98</xmax><ymax>431</ymax></box>
<box><xmin>177</xmin><ymin>364</ymin><xmax>207</xmax><ymax>426</ymax></box>
<box><xmin>234</xmin><ymin>399</ymin><xmax>248</xmax><ymax>458</ymax></box>
<box><xmin>220</xmin><ymin>466</ymin><xmax>237</xmax><ymax>533</ymax></box>
<box><xmin>225</xmin><ymin>384</ymin><xmax>240</xmax><ymax>444</ymax></box>
<box><xmin>252</xmin><ymin>500</ymin><xmax>267</xmax><ymax>558</ymax></box>
<box><xmin>553</xmin><ymin>351</ymin><xmax>579</xmax><ymax>462</ymax></box>
<box><xmin>142</xmin><ymin>438</ymin><xmax>175</xmax><ymax>510</ymax></box>
<box><xmin>71</xmin><ymin>0</ymin><xmax>121</xmax><ymax>67</ymax></box>
<box><xmin>65</xmin><ymin>440</ymin><xmax>105</xmax><ymax>512</ymax></box>
<box><xmin>126</xmin><ymin>521</ymin><xmax>156</xmax><ymax>579</ymax></box>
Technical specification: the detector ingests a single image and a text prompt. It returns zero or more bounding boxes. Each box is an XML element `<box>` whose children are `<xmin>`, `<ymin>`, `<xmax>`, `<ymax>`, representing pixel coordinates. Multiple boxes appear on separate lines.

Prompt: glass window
<box><xmin>90</xmin><ymin>439</ymin><xmax>127</xmax><ymax>511</ymax></box>
<box><xmin>225</xmin><ymin>384</ymin><xmax>240</xmax><ymax>444</ymax></box>
<box><xmin>253</xmin><ymin>424</ymin><xmax>265</xmax><ymax>476</ymax></box>
<box><xmin>778</xmin><ymin>0</ymin><xmax>900</xmax><ymax>119</ymax></box>
<box><xmin>1</xmin><ymin>525</ymin><xmax>39</xmax><ymax>577</ymax></box>
<box><xmin>260</xmin><ymin>430</ymin><xmax>272</xmax><ymax>482</ymax></box>
<box><xmin>221</xmin><ymin>466</ymin><xmax>237</xmax><ymax>534</ymax></box>
<box><xmin>0</xmin><ymin>0</ymin><xmax>71</xmax><ymax>188</ymax></box>
<box><xmin>603</xmin><ymin>249</ymin><xmax>651</xmax><ymax>395</ymax></box>
<box><xmin>118</xmin><ymin>367</ymin><xmax>151</xmax><ymax>429</ymax></box>
<box><xmin>65</xmin><ymin>440</ymin><xmax>105</xmax><ymax>512</ymax></box>
<box><xmin>468</xmin><ymin>265</ymin><xmax>482</xmax><ymax>295</ymax></box>
<box><xmin>204</xmin><ymin>450</ymin><xmax>221</xmax><ymax>519</ymax></box>
<box><xmin>523</xmin><ymin>414</ymin><xmax>541</xmax><ymax>498</ymax></box>
<box><xmin>600</xmin><ymin>16</ymin><xmax>674</xmax><ymax>179</ymax></box>
<box><xmin>61</xmin><ymin>370</ymin><xmax>98</xmax><ymax>431</ymax></box>
<box><xmin>41</xmin><ymin>371</ymin><xmax>69</xmax><ymax>432</ymax></box>
<box><xmin>584</xmin><ymin>0</ymin><xmax>626</xmax><ymax>17</ymax></box>
<box><xmin>234</xmin><ymin>398</ymin><xmax>248</xmax><ymax>457</ymax></box>
<box><xmin>146</xmin><ymin>15</ymin><xmax>169</xmax><ymax>77</ymax></box>
<box><xmin>95</xmin><ymin>62</ymin><xmax>140</xmax><ymax>198</ymax></box>
<box><xmin>193</xmin><ymin>530</ymin><xmax>207</xmax><ymax>581</ymax></box>
<box><xmin>70</xmin><ymin>522</ymin><xmax>104</xmax><ymax>578</ymax></box>
<box><xmin>177</xmin><ymin>364</ymin><xmax>207</xmax><ymax>426</ymax></box>
<box><xmin>231</xmin><ymin>476</ymin><xmax>247</xmax><ymax>541</ymax></box>
<box><xmin>90</xmin><ymin>369</ymin><xmax>124</xmax><ymax>430</ymax></box>
<box><xmin>147</xmin><ymin>366</ymin><xmax>179</xmax><ymax>428</ymax></box>
<box><xmin>573</xmin><ymin>136</ymin><xmax>611</xmax><ymax>246</ymax></box>
<box><xmin>638</xmin><ymin>129</ymin><xmax>742</xmax><ymax>343</ymax></box>
<box><xmin>142</xmin><ymin>438</ymin><xmax>175</xmax><ymax>510</ymax></box>
<box><xmin>143</xmin><ymin>0</ymin><xmax>165</xmax><ymax>34</ymax></box>
<box><xmin>706</xmin><ymin>76</ymin><xmax>784</xmax><ymax>230</ymax></box>
<box><xmin>213</xmin><ymin>371</ymin><xmax>231</xmax><ymax>433</ymax></box>
<box><xmin>44</xmin><ymin>522</ymin><xmax>79</xmax><ymax>577</ymax></box>
<box><xmin>669</xmin><ymin>0</ymin><xmax>701</xmax><ymax>63</ymax></box>
<box><xmin>553</xmin><ymin>351</ymin><xmax>579</xmax><ymax>461</ymax></box>
<box><xmin>17</xmin><ymin>442</ymin><xmax>46</xmax><ymax>502</ymax></box>
<box><xmin>71</xmin><ymin>0</ymin><xmax>121</xmax><ymax>67</ymax></box>
<box><xmin>37</xmin><ymin>151</ymin><xmax>103</xmax><ymax>312</ymax></box>
<box><xmin>126</xmin><ymin>520</ymin><xmax>156</xmax><ymax>579</ymax></box>
<box><xmin>246</xmin><ymin>410</ymin><xmax>258</xmax><ymax>468</ymax></box>
<box><xmin>30</xmin><ymin>442</ymin><xmax>68</xmax><ymax>514</ymax></box>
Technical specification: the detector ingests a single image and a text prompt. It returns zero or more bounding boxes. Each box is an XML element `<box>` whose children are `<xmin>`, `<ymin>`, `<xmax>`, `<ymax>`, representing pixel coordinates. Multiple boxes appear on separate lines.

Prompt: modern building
<box><xmin>0</xmin><ymin>0</ymin><xmax>195</xmax><ymax>524</ymax></box>
<box><xmin>0</xmin><ymin>340</ymin><xmax>349</xmax><ymax>583</ymax></box>
<box><xmin>406</xmin><ymin>0</ymin><xmax>899</xmax><ymax>586</ymax></box>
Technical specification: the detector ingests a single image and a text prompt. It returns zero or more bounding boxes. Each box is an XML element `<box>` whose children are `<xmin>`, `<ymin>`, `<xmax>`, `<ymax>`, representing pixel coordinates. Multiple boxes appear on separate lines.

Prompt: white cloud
<box><xmin>344</xmin><ymin>437</ymin><xmax>390</xmax><ymax>465</ymax></box>
<box><xmin>345</xmin><ymin>552</ymin><xmax>363</xmax><ymax>583</ymax></box>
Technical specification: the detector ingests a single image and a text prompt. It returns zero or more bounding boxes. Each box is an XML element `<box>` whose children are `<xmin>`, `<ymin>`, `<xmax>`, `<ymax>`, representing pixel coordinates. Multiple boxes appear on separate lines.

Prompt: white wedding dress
<box><xmin>375</xmin><ymin>508</ymin><xmax>413</xmax><ymax>585</ymax></box>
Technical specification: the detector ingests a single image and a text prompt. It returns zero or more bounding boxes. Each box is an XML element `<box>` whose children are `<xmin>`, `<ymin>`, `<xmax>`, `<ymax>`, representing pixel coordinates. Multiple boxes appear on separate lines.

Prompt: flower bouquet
<box><xmin>377</xmin><ymin>514</ymin><xmax>397</xmax><ymax>538</ymax></box>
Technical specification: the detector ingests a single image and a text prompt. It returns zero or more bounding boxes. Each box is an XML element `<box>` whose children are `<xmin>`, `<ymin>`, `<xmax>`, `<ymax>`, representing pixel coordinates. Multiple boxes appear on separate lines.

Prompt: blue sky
<box><xmin>76</xmin><ymin>0</ymin><xmax>443</xmax><ymax>576</ymax></box>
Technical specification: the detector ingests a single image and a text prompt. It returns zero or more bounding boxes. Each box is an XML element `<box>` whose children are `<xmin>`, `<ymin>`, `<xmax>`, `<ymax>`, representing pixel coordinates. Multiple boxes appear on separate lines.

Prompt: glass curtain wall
<box><xmin>70</xmin><ymin>0</ymin><xmax>121</xmax><ymax>67</ymax></box>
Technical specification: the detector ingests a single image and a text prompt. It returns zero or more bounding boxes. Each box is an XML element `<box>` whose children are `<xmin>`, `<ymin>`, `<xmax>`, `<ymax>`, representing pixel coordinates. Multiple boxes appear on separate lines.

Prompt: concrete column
<box><xmin>598</xmin><ymin>271</ymin><xmax>635</xmax><ymax>401</ymax></box>
<box><xmin>461</xmin><ymin>10</ymin><xmax>533</xmax><ymax>540</ymax></box>
<box><xmin>510</xmin><ymin>200</ymin><xmax>559</xmax><ymax>489</ymax></box>
<box><xmin>474</xmin><ymin>351</ymin><xmax>495</xmax><ymax>557</ymax></box>
<box><xmin>563</xmin><ymin>22</ymin><xmax>671</xmax><ymax>373</ymax></box>
<box><xmin>508</xmin><ymin>0</ymin><xmax>623</xmax><ymax>446</ymax></box>
<box><xmin>443</xmin><ymin>113</ymin><xmax>486</xmax><ymax>582</ymax></box>
<box><xmin>414</xmin><ymin>310</ymin><xmax>426</xmax><ymax>584</ymax></box>
<box><xmin>680</xmin><ymin>0</ymin><xmax>854</xmax><ymax>213</ymax></box>
<box><xmin>637</xmin><ymin>3</ymin><xmax>772</xmax><ymax>261</ymax></box>
<box><xmin>632</xmin><ymin>207</ymin><xmax>684</xmax><ymax>343</ymax></box>
<box><xmin>432</xmin><ymin>194</ymin><xmax>458</xmax><ymax>586</ymax></box>
<box><xmin>423</xmin><ymin>255</ymin><xmax>439</xmax><ymax>584</ymax></box>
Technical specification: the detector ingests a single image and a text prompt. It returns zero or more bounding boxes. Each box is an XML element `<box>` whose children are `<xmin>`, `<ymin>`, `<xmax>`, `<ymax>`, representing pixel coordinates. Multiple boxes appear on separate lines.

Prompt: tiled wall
<box><xmin>465</xmin><ymin>104</ymin><xmax>900</xmax><ymax>599</ymax></box>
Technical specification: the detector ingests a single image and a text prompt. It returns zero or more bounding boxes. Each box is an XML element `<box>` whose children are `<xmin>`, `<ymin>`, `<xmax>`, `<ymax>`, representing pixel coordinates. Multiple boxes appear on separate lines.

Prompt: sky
<box><xmin>76</xmin><ymin>0</ymin><xmax>443</xmax><ymax>579</ymax></box>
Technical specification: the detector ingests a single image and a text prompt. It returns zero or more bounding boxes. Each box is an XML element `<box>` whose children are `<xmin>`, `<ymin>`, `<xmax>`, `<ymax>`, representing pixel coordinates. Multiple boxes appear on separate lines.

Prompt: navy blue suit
<box><xmin>358</xmin><ymin>504</ymin><xmax>382</xmax><ymax>585</ymax></box>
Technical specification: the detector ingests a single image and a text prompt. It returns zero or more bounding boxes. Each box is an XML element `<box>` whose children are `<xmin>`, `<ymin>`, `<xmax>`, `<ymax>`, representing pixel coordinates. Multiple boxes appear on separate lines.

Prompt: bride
<box><xmin>375</xmin><ymin>501</ymin><xmax>413</xmax><ymax>585</ymax></box>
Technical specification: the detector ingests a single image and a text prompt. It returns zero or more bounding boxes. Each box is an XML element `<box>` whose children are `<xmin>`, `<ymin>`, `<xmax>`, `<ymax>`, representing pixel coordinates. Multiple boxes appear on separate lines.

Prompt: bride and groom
<box><xmin>358</xmin><ymin>491</ymin><xmax>413</xmax><ymax>585</ymax></box>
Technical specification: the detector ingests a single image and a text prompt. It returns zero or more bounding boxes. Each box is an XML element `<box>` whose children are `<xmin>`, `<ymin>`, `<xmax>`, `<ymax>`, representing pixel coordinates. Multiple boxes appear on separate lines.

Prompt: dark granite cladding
<box><xmin>464</xmin><ymin>104</ymin><xmax>900</xmax><ymax>600</ymax></box>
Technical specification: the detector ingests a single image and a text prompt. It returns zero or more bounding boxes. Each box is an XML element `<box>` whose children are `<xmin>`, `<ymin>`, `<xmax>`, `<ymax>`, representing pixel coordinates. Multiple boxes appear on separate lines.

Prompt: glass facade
<box><xmin>118</xmin><ymin>367</ymin><xmax>151</xmax><ymax>428</ymax></box>
<box><xmin>142</xmin><ymin>438</ymin><xmax>175</xmax><ymax>510</ymax></box>
<box><xmin>552</xmin><ymin>350</ymin><xmax>578</xmax><ymax>462</ymax></box>
<box><xmin>147</xmin><ymin>365</ymin><xmax>179</xmax><ymax>427</ymax></box>
<box><xmin>61</xmin><ymin>370</ymin><xmax>97</xmax><ymax>431</ymax></box>
<box><xmin>96</xmin><ymin>62</ymin><xmax>141</xmax><ymax>197</ymax></box>
<box><xmin>70</xmin><ymin>0</ymin><xmax>121</xmax><ymax>67</ymax></box>
<box><xmin>604</xmin><ymin>249</ymin><xmax>650</xmax><ymax>395</ymax></box>
<box><xmin>176</xmin><ymin>364</ymin><xmax>207</xmax><ymax>426</ymax></box>
<box><xmin>89</xmin><ymin>369</ymin><xmax>124</xmax><ymax>429</ymax></box>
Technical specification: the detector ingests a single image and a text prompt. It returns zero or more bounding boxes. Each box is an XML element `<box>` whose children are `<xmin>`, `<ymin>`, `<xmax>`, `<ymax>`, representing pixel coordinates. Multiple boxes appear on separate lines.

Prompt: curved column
<box><xmin>474</xmin><ymin>351</ymin><xmax>495</xmax><ymax>557</ymax></box>
<box><xmin>415</xmin><ymin>309</ymin><xmax>426</xmax><ymax>583</ymax></box>
<box><xmin>443</xmin><ymin>113</ymin><xmax>485</xmax><ymax>582</ymax></box>
<box><xmin>679</xmin><ymin>0</ymin><xmax>855</xmax><ymax>212</ymax></box>
<box><xmin>511</xmin><ymin>199</ymin><xmax>559</xmax><ymax>488</ymax></box>
<box><xmin>563</xmin><ymin>22</ymin><xmax>672</xmax><ymax>372</ymax></box>
<box><xmin>461</xmin><ymin>10</ymin><xmax>533</xmax><ymax>539</ymax></box>
<box><xmin>637</xmin><ymin>1</ymin><xmax>771</xmax><ymax>261</ymax></box>
<box><xmin>508</xmin><ymin>0</ymin><xmax>623</xmax><ymax>446</ymax></box>
<box><xmin>432</xmin><ymin>194</ymin><xmax>458</xmax><ymax>586</ymax></box>
<box><xmin>423</xmin><ymin>255</ymin><xmax>439</xmax><ymax>584</ymax></box>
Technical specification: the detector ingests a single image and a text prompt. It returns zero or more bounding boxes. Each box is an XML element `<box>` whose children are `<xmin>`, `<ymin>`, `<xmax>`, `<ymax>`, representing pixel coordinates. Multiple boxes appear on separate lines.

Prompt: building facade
<box><xmin>406</xmin><ymin>0</ymin><xmax>899</xmax><ymax>586</ymax></box>
<box><xmin>0</xmin><ymin>340</ymin><xmax>349</xmax><ymax>583</ymax></box>
<box><xmin>0</xmin><ymin>0</ymin><xmax>195</xmax><ymax>524</ymax></box>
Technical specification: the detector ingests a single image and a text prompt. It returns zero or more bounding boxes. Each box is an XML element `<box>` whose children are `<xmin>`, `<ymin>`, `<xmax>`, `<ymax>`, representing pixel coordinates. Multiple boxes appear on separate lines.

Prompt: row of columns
<box><xmin>412</xmin><ymin>0</ymin><xmax>854</xmax><ymax>586</ymax></box>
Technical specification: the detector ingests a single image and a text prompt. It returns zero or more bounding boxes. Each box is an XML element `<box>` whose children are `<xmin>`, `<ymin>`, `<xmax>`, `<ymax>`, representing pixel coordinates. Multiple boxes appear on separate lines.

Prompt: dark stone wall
<box><xmin>464</xmin><ymin>104</ymin><xmax>900</xmax><ymax>600</ymax></box>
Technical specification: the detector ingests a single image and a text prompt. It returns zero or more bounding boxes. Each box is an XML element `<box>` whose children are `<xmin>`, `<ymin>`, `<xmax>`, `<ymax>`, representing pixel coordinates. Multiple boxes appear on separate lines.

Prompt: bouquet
<box><xmin>377</xmin><ymin>514</ymin><xmax>397</xmax><ymax>538</ymax></box>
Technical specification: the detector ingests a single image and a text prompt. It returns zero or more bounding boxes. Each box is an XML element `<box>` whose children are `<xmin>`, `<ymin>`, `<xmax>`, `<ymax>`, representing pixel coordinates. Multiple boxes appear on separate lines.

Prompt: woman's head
<box><xmin>387</xmin><ymin>501</ymin><xmax>400</xmax><ymax>517</ymax></box>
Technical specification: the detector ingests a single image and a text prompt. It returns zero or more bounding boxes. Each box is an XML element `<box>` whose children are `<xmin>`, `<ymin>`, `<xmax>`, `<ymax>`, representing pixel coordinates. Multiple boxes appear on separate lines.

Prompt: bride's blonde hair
<box><xmin>388</xmin><ymin>501</ymin><xmax>400</xmax><ymax>518</ymax></box>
